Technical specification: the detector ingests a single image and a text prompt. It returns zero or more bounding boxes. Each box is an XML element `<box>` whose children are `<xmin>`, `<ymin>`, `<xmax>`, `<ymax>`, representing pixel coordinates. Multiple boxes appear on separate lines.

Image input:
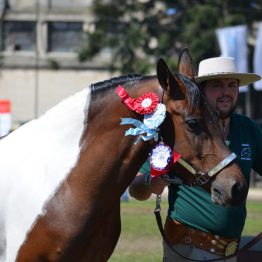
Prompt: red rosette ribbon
<box><xmin>134</xmin><ymin>92</ymin><xmax>159</xmax><ymax>114</ymax></box>
<box><xmin>116</xmin><ymin>85</ymin><xmax>159</xmax><ymax>114</ymax></box>
<box><xmin>115</xmin><ymin>85</ymin><xmax>135</xmax><ymax>111</ymax></box>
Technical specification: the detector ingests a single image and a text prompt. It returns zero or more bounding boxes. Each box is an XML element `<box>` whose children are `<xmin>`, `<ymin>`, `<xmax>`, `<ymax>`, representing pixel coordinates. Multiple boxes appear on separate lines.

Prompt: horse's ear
<box><xmin>157</xmin><ymin>58</ymin><xmax>185</xmax><ymax>100</ymax></box>
<box><xmin>157</xmin><ymin>58</ymin><xmax>169</xmax><ymax>89</ymax></box>
<box><xmin>178</xmin><ymin>48</ymin><xmax>195</xmax><ymax>79</ymax></box>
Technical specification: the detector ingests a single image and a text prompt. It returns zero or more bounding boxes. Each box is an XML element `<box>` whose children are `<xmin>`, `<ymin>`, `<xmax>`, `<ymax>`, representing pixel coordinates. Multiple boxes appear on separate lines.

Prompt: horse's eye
<box><xmin>185</xmin><ymin>118</ymin><xmax>202</xmax><ymax>132</ymax></box>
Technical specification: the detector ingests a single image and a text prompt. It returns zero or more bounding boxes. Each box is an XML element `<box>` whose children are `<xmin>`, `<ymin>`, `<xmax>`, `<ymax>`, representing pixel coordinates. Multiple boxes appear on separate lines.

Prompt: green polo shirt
<box><xmin>140</xmin><ymin>113</ymin><xmax>262</xmax><ymax>238</ymax></box>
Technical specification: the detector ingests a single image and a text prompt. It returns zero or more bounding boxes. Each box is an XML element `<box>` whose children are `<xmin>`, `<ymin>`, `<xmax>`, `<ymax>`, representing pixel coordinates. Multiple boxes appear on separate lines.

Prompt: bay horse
<box><xmin>0</xmin><ymin>49</ymin><xmax>247</xmax><ymax>262</ymax></box>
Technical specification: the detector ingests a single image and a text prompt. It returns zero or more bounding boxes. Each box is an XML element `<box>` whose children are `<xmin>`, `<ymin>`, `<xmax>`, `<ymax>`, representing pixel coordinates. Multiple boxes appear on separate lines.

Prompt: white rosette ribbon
<box><xmin>150</xmin><ymin>143</ymin><xmax>172</xmax><ymax>172</ymax></box>
<box><xmin>143</xmin><ymin>103</ymin><xmax>166</xmax><ymax>129</ymax></box>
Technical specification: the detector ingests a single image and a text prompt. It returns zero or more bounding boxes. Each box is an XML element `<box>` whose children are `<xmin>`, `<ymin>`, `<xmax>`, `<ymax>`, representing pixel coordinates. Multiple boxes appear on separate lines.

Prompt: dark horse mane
<box><xmin>90</xmin><ymin>74</ymin><xmax>149</xmax><ymax>97</ymax></box>
<box><xmin>90</xmin><ymin>73</ymin><xmax>201</xmax><ymax>113</ymax></box>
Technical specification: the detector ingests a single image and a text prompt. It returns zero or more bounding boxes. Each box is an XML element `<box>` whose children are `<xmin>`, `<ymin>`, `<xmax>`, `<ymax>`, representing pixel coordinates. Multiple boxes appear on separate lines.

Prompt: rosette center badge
<box><xmin>150</xmin><ymin>143</ymin><xmax>172</xmax><ymax>170</ymax></box>
<box><xmin>141</xmin><ymin>98</ymin><xmax>152</xmax><ymax>108</ymax></box>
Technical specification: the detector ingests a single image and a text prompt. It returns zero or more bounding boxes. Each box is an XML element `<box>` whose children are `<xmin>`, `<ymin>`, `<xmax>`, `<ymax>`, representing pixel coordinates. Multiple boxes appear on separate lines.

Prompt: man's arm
<box><xmin>129</xmin><ymin>172</ymin><xmax>169</xmax><ymax>201</ymax></box>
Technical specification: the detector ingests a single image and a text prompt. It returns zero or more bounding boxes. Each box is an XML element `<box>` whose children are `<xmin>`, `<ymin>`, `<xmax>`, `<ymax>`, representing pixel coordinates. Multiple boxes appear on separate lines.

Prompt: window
<box><xmin>48</xmin><ymin>22</ymin><xmax>83</xmax><ymax>52</ymax></box>
<box><xmin>2</xmin><ymin>21</ymin><xmax>36</xmax><ymax>51</ymax></box>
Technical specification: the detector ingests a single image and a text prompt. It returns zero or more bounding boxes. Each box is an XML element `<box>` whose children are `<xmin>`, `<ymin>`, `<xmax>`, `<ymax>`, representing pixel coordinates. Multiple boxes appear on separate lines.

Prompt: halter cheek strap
<box><xmin>207</xmin><ymin>152</ymin><xmax>237</xmax><ymax>177</ymax></box>
<box><xmin>176</xmin><ymin>152</ymin><xmax>237</xmax><ymax>186</ymax></box>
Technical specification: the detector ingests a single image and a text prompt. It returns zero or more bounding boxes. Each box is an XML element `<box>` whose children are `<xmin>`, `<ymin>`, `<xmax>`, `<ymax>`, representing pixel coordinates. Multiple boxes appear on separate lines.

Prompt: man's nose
<box><xmin>220</xmin><ymin>85</ymin><xmax>230</xmax><ymax>95</ymax></box>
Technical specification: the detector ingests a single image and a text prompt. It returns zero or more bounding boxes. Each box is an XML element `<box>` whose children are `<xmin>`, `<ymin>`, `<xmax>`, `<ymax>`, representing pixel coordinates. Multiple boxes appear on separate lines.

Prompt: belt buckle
<box><xmin>185</xmin><ymin>236</ymin><xmax>192</xmax><ymax>244</ymax></box>
<box><xmin>225</xmin><ymin>241</ymin><xmax>238</xmax><ymax>256</ymax></box>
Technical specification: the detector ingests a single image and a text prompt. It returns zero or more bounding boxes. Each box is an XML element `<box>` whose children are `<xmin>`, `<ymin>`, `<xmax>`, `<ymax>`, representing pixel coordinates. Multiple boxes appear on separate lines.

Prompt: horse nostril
<box><xmin>213</xmin><ymin>187</ymin><xmax>222</xmax><ymax>198</ymax></box>
<box><xmin>231</xmin><ymin>182</ymin><xmax>246</xmax><ymax>205</ymax></box>
<box><xmin>211</xmin><ymin>185</ymin><xmax>225</xmax><ymax>205</ymax></box>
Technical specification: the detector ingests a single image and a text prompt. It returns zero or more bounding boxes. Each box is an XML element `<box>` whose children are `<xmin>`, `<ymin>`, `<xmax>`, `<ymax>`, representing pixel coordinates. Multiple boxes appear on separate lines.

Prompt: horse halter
<box><xmin>164</xmin><ymin>152</ymin><xmax>237</xmax><ymax>186</ymax></box>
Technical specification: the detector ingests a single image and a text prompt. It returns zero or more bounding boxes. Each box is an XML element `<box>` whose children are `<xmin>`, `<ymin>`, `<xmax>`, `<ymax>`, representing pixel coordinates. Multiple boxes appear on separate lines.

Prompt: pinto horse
<box><xmin>0</xmin><ymin>49</ymin><xmax>247</xmax><ymax>262</ymax></box>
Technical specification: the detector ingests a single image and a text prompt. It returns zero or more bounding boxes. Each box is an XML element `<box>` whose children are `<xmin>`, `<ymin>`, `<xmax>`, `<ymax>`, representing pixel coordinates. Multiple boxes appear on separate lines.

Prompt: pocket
<box><xmin>164</xmin><ymin>217</ymin><xmax>187</xmax><ymax>246</ymax></box>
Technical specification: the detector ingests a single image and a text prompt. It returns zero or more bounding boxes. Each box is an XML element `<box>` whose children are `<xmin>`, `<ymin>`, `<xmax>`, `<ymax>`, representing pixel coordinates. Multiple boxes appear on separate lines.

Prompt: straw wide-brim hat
<box><xmin>195</xmin><ymin>57</ymin><xmax>261</xmax><ymax>87</ymax></box>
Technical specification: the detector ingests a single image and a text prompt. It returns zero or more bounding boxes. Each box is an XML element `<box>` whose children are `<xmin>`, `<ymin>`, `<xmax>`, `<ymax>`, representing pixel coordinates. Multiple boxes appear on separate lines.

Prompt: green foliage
<box><xmin>47</xmin><ymin>59</ymin><xmax>60</xmax><ymax>70</ymax></box>
<box><xmin>79</xmin><ymin>0</ymin><xmax>262</xmax><ymax>74</ymax></box>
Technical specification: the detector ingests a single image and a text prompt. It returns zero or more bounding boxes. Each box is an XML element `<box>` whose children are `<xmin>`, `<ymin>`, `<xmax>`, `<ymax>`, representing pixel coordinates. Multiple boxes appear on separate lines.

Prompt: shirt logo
<box><xmin>240</xmin><ymin>144</ymin><xmax>251</xmax><ymax>161</ymax></box>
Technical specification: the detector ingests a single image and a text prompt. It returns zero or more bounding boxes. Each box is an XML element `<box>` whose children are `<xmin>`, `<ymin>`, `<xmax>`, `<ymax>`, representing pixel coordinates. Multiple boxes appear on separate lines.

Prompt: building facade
<box><xmin>0</xmin><ymin>0</ymin><xmax>113</xmax><ymax>125</ymax></box>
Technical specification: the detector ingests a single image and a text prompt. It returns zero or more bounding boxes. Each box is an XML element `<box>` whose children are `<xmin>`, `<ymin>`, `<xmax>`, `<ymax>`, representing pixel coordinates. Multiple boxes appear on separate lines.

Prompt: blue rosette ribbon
<box><xmin>120</xmin><ymin>118</ymin><xmax>159</xmax><ymax>144</ymax></box>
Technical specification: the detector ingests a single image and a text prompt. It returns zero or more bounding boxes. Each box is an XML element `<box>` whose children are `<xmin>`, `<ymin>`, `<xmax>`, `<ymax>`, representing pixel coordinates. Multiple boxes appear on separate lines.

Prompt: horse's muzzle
<box><xmin>211</xmin><ymin>174</ymin><xmax>248</xmax><ymax>207</ymax></box>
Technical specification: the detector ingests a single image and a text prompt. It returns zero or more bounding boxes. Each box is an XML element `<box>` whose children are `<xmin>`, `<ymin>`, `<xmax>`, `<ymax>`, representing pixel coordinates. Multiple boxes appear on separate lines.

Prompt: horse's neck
<box><xmin>76</xmin><ymin>80</ymin><xmax>161</xmax><ymax>192</ymax></box>
<box><xmin>14</xmin><ymin>79</ymin><xmax>160</xmax><ymax>261</ymax></box>
<box><xmin>47</xmin><ymin>84</ymin><xmax>157</xmax><ymax>212</ymax></box>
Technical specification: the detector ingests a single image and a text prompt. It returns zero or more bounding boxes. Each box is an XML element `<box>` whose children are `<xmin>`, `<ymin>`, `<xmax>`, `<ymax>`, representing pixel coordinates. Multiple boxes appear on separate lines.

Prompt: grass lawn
<box><xmin>109</xmin><ymin>198</ymin><xmax>262</xmax><ymax>262</ymax></box>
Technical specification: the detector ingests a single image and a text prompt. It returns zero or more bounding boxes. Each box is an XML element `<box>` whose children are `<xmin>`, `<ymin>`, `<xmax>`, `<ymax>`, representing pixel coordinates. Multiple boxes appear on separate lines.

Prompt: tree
<box><xmin>78</xmin><ymin>0</ymin><xmax>262</xmax><ymax>74</ymax></box>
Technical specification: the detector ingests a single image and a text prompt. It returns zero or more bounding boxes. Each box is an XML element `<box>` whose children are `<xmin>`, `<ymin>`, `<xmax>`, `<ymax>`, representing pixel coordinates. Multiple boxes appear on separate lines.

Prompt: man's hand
<box><xmin>129</xmin><ymin>173</ymin><xmax>170</xmax><ymax>200</ymax></box>
<box><xmin>149</xmin><ymin>176</ymin><xmax>170</xmax><ymax>195</ymax></box>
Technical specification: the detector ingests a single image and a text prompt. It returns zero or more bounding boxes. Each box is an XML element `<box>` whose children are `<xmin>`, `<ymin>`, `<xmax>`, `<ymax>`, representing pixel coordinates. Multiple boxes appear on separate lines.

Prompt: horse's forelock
<box><xmin>202</xmin><ymin>96</ymin><xmax>224</xmax><ymax>135</ymax></box>
<box><xmin>178</xmin><ymin>74</ymin><xmax>200</xmax><ymax>112</ymax></box>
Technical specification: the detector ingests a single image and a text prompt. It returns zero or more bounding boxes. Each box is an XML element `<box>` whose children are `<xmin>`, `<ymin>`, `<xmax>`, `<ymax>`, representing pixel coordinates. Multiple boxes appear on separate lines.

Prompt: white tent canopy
<box><xmin>253</xmin><ymin>22</ymin><xmax>262</xmax><ymax>91</ymax></box>
<box><xmin>216</xmin><ymin>25</ymin><xmax>249</xmax><ymax>92</ymax></box>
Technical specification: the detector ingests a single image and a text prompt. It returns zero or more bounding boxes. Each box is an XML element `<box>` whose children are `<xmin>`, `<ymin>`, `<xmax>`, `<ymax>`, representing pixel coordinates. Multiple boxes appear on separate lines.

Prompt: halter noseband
<box><xmin>165</xmin><ymin>152</ymin><xmax>237</xmax><ymax>186</ymax></box>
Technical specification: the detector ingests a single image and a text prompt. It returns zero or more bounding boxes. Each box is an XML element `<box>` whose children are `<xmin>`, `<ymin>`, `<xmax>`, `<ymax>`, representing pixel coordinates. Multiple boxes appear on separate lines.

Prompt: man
<box><xmin>129</xmin><ymin>56</ymin><xmax>262</xmax><ymax>261</ymax></box>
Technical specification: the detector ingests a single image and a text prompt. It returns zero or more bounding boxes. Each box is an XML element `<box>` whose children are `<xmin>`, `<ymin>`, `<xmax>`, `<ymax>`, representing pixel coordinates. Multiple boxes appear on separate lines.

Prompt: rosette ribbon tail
<box><xmin>120</xmin><ymin>118</ymin><xmax>159</xmax><ymax>144</ymax></box>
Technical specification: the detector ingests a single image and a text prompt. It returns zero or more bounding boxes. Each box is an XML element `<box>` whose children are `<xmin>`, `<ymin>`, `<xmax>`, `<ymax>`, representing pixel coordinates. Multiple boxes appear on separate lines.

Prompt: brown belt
<box><xmin>164</xmin><ymin>217</ymin><xmax>240</xmax><ymax>257</ymax></box>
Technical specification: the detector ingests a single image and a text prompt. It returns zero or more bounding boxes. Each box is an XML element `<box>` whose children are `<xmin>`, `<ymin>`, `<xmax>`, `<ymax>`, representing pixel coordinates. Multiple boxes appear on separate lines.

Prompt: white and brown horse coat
<box><xmin>0</xmin><ymin>87</ymin><xmax>90</xmax><ymax>261</ymax></box>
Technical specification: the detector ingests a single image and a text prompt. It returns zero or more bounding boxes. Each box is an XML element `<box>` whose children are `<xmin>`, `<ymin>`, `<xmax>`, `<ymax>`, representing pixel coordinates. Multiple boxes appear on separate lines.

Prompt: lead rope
<box><xmin>154</xmin><ymin>194</ymin><xmax>262</xmax><ymax>262</ymax></box>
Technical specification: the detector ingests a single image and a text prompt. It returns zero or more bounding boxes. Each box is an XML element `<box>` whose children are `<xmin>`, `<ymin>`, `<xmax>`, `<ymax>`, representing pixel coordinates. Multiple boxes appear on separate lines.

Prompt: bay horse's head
<box><xmin>157</xmin><ymin>49</ymin><xmax>247</xmax><ymax>207</ymax></box>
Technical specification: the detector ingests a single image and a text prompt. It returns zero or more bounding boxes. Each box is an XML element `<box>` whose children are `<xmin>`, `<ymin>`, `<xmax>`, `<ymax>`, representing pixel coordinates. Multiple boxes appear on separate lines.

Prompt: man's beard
<box><xmin>216</xmin><ymin>103</ymin><xmax>237</xmax><ymax>119</ymax></box>
<box><xmin>215</xmin><ymin>95</ymin><xmax>238</xmax><ymax>119</ymax></box>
